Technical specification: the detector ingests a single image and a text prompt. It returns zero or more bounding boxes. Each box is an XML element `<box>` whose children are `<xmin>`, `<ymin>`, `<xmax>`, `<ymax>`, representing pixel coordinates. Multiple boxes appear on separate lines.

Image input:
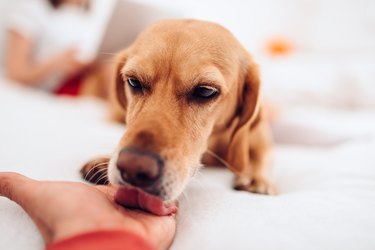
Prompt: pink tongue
<box><xmin>115</xmin><ymin>186</ymin><xmax>177</xmax><ymax>216</ymax></box>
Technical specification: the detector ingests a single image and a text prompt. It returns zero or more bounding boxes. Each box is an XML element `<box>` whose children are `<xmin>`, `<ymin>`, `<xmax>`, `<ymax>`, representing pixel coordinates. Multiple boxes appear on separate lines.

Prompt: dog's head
<box><xmin>108</xmin><ymin>19</ymin><xmax>260</xmax><ymax>208</ymax></box>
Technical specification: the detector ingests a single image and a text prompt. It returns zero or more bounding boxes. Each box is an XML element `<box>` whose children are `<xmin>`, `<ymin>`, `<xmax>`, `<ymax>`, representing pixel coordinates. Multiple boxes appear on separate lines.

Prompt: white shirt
<box><xmin>6</xmin><ymin>0</ymin><xmax>94</xmax><ymax>91</ymax></box>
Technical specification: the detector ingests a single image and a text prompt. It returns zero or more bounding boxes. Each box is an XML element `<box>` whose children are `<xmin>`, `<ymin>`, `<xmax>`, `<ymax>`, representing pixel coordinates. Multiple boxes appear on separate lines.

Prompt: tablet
<box><xmin>98</xmin><ymin>0</ymin><xmax>176</xmax><ymax>60</ymax></box>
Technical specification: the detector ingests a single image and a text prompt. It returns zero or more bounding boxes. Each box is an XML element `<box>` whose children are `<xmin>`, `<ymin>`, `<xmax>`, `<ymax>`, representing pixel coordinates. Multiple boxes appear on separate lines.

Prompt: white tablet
<box><xmin>98</xmin><ymin>0</ymin><xmax>176</xmax><ymax>60</ymax></box>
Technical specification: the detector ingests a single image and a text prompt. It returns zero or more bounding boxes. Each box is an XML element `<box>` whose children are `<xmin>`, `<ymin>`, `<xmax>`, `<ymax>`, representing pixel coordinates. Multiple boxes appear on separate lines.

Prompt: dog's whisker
<box><xmin>85</xmin><ymin>165</ymin><xmax>107</xmax><ymax>183</ymax></box>
<box><xmin>86</xmin><ymin>175</ymin><xmax>96</xmax><ymax>184</ymax></box>
<box><xmin>90</xmin><ymin>168</ymin><xmax>107</xmax><ymax>182</ymax></box>
<box><xmin>181</xmin><ymin>191</ymin><xmax>190</xmax><ymax>206</ymax></box>
<box><xmin>83</xmin><ymin>164</ymin><xmax>100</xmax><ymax>180</ymax></box>
<box><xmin>93</xmin><ymin>170</ymin><xmax>109</xmax><ymax>184</ymax></box>
<box><xmin>93</xmin><ymin>161</ymin><xmax>109</xmax><ymax>167</ymax></box>
<box><xmin>91</xmin><ymin>168</ymin><xmax>108</xmax><ymax>178</ymax></box>
<box><xmin>189</xmin><ymin>168</ymin><xmax>206</xmax><ymax>187</ymax></box>
<box><xmin>204</xmin><ymin>149</ymin><xmax>242</xmax><ymax>176</ymax></box>
<box><xmin>196</xmin><ymin>171</ymin><xmax>208</xmax><ymax>181</ymax></box>
<box><xmin>95</xmin><ymin>173</ymin><xmax>109</xmax><ymax>185</ymax></box>
<box><xmin>83</xmin><ymin>159</ymin><xmax>109</xmax><ymax>181</ymax></box>
<box><xmin>178</xmin><ymin>191</ymin><xmax>191</xmax><ymax>218</ymax></box>
<box><xmin>87</xmin><ymin>170</ymin><xmax>101</xmax><ymax>183</ymax></box>
<box><xmin>194</xmin><ymin>172</ymin><xmax>211</xmax><ymax>191</ymax></box>
<box><xmin>83</xmin><ymin>164</ymin><xmax>105</xmax><ymax>181</ymax></box>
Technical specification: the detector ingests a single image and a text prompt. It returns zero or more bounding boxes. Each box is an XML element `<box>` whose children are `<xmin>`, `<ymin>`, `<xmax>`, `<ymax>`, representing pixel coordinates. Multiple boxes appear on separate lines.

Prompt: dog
<box><xmin>81</xmin><ymin>19</ymin><xmax>275</xmax><ymax>215</ymax></box>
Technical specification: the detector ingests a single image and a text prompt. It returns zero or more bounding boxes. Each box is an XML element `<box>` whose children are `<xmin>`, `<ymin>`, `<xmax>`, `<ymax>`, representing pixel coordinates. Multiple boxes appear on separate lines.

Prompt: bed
<box><xmin>1</xmin><ymin>66</ymin><xmax>375</xmax><ymax>249</ymax></box>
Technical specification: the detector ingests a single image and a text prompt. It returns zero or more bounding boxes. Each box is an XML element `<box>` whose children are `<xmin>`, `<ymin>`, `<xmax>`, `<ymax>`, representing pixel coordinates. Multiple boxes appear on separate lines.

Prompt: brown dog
<box><xmin>81</xmin><ymin>19</ymin><xmax>275</xmax><ymax>214</ymax></box>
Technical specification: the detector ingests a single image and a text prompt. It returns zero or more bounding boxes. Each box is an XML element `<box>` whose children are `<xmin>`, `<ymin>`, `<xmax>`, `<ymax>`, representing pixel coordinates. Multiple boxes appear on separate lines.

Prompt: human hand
<box><xmin>53</xmin><ymin>47</ymin><xmax>93</xmax><ymax>76</ymax></box>
<box><xmin>0</xmin><ymin>172</ymin><xmax>176</xmax><ymax>250</ymax></box>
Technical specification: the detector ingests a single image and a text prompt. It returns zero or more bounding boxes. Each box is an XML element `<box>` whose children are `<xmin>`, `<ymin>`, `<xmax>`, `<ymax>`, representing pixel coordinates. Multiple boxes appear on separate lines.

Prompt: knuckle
<box><xmin>0</xmin><ymin>172</ymin><xmax>24</xmax><ymax>200</ymax></box>
<box><xmin>0</xmin><ymin>179</ymin><xmax>14</xmax><ymax>200</ymax></box>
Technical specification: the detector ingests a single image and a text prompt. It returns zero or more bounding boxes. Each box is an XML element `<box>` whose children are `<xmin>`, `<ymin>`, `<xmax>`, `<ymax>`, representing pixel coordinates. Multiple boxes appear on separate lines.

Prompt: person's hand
<box><xmin>0</xmin><ymin>172</ymin><xmax>176</xmax><ymax>250</ymax></box>
<box><xmin>53</xmin><ymin>47</ymin><xmax>93</xmax><ymax>76</ymax></box>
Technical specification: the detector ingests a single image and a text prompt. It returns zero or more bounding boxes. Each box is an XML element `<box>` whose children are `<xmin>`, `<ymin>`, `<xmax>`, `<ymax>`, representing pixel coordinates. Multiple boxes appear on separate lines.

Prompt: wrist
<box><xmin>47</xmin><ymin>230</ymin><xmax>154</xmax><ymax>250</ymax></box>
<box><xmin>51</xmin><ymin>216</ymin><xmax>147</xmax><ymax>244</ymax></box>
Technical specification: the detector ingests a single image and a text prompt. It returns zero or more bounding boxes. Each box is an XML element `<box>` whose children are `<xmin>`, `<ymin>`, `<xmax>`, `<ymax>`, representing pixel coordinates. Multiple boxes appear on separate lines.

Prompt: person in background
<box><xmin>5</xmin><ymin>0</ymin><xmax>107</xmax><ymax>97</ymax></box>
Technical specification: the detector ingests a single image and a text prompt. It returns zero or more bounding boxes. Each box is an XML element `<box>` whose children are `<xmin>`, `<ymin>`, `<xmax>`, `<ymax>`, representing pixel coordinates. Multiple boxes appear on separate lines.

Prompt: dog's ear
<box><xmin>114</xmin><ymin>52</ymin><xmax>128</xmax><ymax>110</ymax></box>
<box><xmin>234</xmin><ymin>55</ymin><xmax>261</xmax><ymax>132</ymax></box>
<box><xmin>109</xmin><ymin>51</ymin><xmax>128</xmax><ymax>123</ymax></box>
<box><xmin>226</xmin><ymin>54</ymin><xmax>261</xmax><ymax>167</ymax></box>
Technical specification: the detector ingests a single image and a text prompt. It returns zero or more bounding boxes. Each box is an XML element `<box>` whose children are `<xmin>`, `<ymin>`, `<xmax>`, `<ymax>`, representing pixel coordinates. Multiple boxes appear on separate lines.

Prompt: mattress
<box><xmin>1</xmin><ymin>76</ymin><xmax>375</xmax><ymax>250</ymax></box>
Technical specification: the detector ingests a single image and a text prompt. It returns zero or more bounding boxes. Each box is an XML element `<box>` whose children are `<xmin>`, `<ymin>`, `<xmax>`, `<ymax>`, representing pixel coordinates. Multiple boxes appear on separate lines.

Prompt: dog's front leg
<box><xmin>227</xmin><ymin>121</ymin><xmax>276</xmax><ymax>195</ymax></box>
<box><xmin>80</xmin><ymin>157</ymin><xmax>110</xmax><ymax>185</ymax></box>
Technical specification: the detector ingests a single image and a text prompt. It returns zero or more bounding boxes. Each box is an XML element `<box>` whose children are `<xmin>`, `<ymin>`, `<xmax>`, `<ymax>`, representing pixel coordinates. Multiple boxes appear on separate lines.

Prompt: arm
<box><xmin>6</xmin><ymin>31</ymin><xmax>58</xmax><ymax>85</ymax></box>
<box><xmin>5</xmin><ymin>31</ymin><xmax>88</xmax><ymax>86</ymax></box>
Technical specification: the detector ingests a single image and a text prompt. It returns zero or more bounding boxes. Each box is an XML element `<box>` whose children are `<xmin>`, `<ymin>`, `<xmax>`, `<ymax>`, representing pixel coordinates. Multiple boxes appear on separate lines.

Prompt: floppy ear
<box><xmin>226</xmin><ymin>55</ymin><xmax>261</xmax><ymax>170</ymax></box>
<box><xmin>114</xmin><ymin>52</ymin><xmax>128</xmax><ymax>110</ymax></box>
<box><xmin>109</xmin><ymin>51</ymin><xmax>128</xmax><ymax>123</ymax></box>
<box><xmin>234</xmin><ymin>55</ymin><xmax>261</xmax><ymax>133</ymax></box>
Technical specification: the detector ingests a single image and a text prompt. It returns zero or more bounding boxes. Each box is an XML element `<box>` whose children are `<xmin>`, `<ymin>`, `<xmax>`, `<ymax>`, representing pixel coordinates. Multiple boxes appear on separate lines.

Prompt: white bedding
<box><xmin>1</xmin><ymin>75</ymin><xmax>375</xmax><ymax>250</ymax></box>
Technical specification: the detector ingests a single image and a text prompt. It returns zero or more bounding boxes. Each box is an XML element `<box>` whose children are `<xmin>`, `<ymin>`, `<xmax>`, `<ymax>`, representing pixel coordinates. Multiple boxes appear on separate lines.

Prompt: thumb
<box><xmin>0</xmin><ymin>172</ymin><xmax>53</xmax><ymax>242</ymax></box>
<box><xmin>0</xmin><ymin>172</ymin><xmax>38</xmax><ymax>207</ymax></box>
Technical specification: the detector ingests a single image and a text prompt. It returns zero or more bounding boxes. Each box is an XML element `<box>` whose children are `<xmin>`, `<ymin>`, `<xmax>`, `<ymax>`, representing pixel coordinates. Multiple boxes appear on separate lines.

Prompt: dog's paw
<box><xmin>80</xmin><ymin>157</ymin><xmax>110</xmax><ymax>185</ymax></box>
<box><xmin>234</xmin><ymin>176</ymin><xmax>277</xmax><ymax>195</ymax></box>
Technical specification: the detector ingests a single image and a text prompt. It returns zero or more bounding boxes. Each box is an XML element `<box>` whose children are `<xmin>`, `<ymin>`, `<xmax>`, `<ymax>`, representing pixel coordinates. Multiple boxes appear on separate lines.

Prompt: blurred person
<box><xmin>5</xmin><ymin>0</ymin><xmax>108</xmax><ymax>97</ymax></box>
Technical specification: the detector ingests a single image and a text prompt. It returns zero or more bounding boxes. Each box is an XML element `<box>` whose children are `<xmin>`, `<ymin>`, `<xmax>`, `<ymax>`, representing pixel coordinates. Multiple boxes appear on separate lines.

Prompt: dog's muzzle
<box><xmin>116</xmin><ymin>147</ymin><xmax>164</xmax><ymax>189</ymax></box>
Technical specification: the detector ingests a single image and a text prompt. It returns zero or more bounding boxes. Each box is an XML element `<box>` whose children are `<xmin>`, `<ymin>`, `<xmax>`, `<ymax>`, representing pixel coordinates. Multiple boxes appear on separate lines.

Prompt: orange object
<box><xmin>265</xmin><ymin>37</ymin><xmax>294</xmax><ymax>56</ymax></box>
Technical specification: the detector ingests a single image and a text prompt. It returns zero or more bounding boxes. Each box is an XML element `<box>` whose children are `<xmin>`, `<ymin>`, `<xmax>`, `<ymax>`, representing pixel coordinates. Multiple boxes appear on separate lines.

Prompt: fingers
<box><xmin>0</xmin><ymin>172</ymin><xmax>44</xmax><ymax>216</ymax></box>
<box><xmin>0</xmin><ymin>172</ymin><xmax>34</xmax><ymax>202</ymax></box>
<box><xmin>95</xmin><ymin>185</ymin><xmax>118</xmax><ymax>201</ymax></box>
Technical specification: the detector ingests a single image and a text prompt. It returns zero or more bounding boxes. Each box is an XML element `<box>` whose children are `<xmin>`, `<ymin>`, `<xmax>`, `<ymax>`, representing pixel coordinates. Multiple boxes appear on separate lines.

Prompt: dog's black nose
<box><xmin>116</xmin><ymin>147</ymin><xmax>164</xmax><ymax>187</ymax></box>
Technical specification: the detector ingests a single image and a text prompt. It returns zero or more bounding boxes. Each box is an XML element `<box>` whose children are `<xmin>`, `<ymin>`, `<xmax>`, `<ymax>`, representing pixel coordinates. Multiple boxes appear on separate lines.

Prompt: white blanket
<box><xmin>1</xmin><ymin>76</ymin><xmax>375</xmax><ymax>250</ymax></box>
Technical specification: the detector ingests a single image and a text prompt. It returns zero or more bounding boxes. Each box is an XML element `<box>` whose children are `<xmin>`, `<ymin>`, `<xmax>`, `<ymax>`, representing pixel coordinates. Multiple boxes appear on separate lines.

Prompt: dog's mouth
<box><xmin>114</xmin><ymin>185</ymin><xmax>178</xmax><ymax>216</ymax></box>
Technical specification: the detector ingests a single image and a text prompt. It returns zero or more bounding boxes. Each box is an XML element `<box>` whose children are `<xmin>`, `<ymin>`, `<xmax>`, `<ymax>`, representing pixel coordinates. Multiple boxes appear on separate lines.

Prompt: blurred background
<box><xmin>0</xmin><ymin>0</ymin><xmax>374</xmax><ymax>108</ymax></box>
<box><xmin>1</xmin><ymin>0</ymin><xmax>375</xmax><ymax>54</ymax></box>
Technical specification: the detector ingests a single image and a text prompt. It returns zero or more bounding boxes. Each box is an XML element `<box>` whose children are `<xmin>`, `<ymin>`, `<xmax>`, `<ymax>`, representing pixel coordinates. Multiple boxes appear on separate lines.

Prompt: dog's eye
<box><xmin>192</xmin><ymin>86</ymin><xmax>219</xmax><ymax>100</ymax></box>
<box><xmin>127</xmin><ymin>77</ymin><xmax>142</xmax><ymax>90</ymax></box>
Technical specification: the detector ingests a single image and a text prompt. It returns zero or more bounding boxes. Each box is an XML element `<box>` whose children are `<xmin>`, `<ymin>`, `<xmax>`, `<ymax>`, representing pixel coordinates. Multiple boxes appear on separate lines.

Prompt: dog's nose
<box><xmin>116</xmin><ymin>147</ymin><xmax>164</xmax><ymax>187</ymax></box>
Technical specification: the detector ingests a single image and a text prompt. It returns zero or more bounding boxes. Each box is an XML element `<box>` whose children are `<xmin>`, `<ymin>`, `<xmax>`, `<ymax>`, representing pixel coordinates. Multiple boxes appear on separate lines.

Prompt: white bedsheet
<box><xmin>1</xmin><ymin>76</ymin><xmax>375</xmax><ymax>250</ymax></box>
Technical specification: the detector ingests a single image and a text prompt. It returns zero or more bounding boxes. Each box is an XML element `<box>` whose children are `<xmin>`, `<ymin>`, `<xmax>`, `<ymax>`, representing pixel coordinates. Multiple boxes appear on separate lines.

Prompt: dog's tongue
<box><xmin>115</xmin><ymin>186</ymin><xmax>177</xmax><ymax>216</ymax></box>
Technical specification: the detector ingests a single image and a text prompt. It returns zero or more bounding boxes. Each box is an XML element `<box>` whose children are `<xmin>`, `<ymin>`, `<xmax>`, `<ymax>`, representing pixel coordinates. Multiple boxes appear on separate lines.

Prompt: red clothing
<box><xmin>54</xmin><ymin>73</ymin><xmax>85</xmax><ymax>96</ymax></box>
<box><xmin>46</xmin><ymin>230</ymin><xmax>154</xmax><ymax>250</ymax></box>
